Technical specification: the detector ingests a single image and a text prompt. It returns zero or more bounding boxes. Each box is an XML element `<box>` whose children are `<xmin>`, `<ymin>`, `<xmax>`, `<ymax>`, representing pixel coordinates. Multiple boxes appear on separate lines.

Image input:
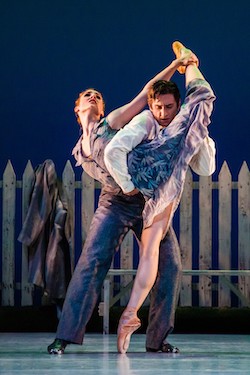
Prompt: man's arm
<box><xmin>189</xmin><ymin>136</ymin><xmax>216</xmax><ymax>176</ymax></box>
<box><xmin>104</xmin><ymin>111</ymin><xmax>154</xmax><ymax>194</ymax></box>
<box><xmin>107</xmin><ymin>51</ymin><xmax>197</xmax><ymax>130</ymax></box>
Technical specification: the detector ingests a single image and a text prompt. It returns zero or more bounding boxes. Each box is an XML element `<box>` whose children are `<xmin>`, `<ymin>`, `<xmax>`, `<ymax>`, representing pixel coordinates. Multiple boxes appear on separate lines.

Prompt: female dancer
<box><xmin>104</xmin><ymin>41</ymin><xmax>215</xmax><ymax>353</ymax></box>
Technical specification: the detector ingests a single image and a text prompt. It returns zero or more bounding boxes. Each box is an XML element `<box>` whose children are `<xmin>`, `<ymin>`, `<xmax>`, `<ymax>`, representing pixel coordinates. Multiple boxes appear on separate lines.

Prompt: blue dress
<box><xmin>128</xmin><ymin>79</ymin><xmax>215</xmax><ymax>227</ymax></box>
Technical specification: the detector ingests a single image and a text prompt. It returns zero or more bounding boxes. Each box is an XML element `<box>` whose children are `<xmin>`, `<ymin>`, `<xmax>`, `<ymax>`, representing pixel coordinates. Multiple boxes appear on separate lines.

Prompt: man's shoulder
<box><xmin>135</xmin><ymin>110</ymin><xmax>159</xmax><ymax>139</ymax></box>
<box><xmin>139</xmin><ymin>109</ymin><xmax>152</xmax><ymax>118</ymax></box>
<box><xmin>131</xmin><ymin>109</ymin><xmax>155</xmax><ymax>126</ymax></box>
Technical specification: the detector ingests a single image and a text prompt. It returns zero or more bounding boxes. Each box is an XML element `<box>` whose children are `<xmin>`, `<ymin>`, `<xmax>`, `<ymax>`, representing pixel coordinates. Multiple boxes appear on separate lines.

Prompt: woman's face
<box><xmin>75</xmin><ymin>89</ymin><xmax>104</xmax><ymax>119</ymax></box>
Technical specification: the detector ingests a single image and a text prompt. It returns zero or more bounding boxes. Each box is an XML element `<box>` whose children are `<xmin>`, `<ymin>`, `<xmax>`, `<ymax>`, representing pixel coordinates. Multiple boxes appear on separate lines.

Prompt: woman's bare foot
<box><xmin>172</xmin><ymin>41</ymin><xmax>199</xmax><ymax>74</ymax></box>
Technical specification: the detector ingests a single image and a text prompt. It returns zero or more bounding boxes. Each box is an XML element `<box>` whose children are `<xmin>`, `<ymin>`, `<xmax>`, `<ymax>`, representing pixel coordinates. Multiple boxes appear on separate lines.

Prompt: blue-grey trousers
<box><xmin>56</xmin><ymin>189</ymin><xmax>182</xmax><ymax>350</ymax></box>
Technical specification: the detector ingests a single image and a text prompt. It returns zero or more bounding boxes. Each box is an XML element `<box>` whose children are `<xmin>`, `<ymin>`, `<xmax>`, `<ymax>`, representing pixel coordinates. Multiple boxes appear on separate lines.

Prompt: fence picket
<box><xmin>238</xmin><ymin>162</ymin><xmax>250</xmax><ymax>305</ymax></box>
<box><xmin>120</xmin><ymin>231</ymin><xmax>134</xmax><ymax>305</ymax></box>
<box><xmin>179</xmin><ymin>168</ymin><xmax>193</xmax><ymax>306</ymax></box>
<box><xmin>21</xmin><ymin>161</ymin><xmax>34</xmax><ymax>305</ymax></box>
<box><xmin>81</xmin><ymin>171</ymin><xmax>95</xmax><ymax>246</ymax></box>
<box><xmin>218</xmin><ymin>161</ymin><xmax>232</xmax><ymax>307</ymax></box>
<box><xmin>199</xmin><ymin>174</ymin><xmax>213</xmax><ymax>306</ymax></box>
<box><xmin>2</xmin><ymin>161</ymin><xmax>16</xmax><ymax>306</ymax></box>
<box><xmin>62</xmin><ymin>161</ymin><xmax>76</xmax><ymax>271</ymax></box>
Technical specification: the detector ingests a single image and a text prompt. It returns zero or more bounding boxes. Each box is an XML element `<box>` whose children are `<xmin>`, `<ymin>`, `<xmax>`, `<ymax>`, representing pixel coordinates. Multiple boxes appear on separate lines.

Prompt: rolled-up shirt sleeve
<box><xmin>104</xmin><ymin>111</ymin><xmax>154</xmax><ymax>193</ymax></box>
<box><xmin>189</xmin><ymin>135</ymin><xmax>216</xmax><ymax>176</ymax></box>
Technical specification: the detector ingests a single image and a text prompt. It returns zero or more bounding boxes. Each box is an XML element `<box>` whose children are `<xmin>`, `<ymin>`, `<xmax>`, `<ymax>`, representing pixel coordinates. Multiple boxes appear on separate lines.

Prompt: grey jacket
<box><xmin>18</xmin><ymin>159</ymin><xmax>72</xmax><ymax>300</ymax></box>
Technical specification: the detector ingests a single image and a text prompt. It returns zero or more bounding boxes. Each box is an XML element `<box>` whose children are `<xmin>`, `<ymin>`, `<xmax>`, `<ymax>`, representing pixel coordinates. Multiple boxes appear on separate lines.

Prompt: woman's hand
<box><xmin>125</xmin><ymin>188</ymin><xmax>140</xmax><ymax>196</ymax></box>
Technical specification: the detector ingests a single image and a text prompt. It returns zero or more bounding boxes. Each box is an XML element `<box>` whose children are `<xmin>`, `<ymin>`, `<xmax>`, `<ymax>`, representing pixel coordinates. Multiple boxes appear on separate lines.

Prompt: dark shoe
<box><xmin>161</xmin><ymin>342</ymin><xmax>180</xmax><ymax>353</ymax></box>
<box><xmin>146</xmin><ymin>342</ymin><xmax>180</xmax><ymax>353</ymax></box>
<box><xmin>47</xmin><ymin>339</ymin><xmax>69</xmax><ymax>354</ymax></box>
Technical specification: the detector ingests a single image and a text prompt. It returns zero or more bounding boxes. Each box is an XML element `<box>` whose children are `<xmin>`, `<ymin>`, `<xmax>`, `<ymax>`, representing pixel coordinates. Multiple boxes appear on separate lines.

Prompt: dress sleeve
<box><xmin>104</xmin><ymin>111</ymin><xmax>154</xmax><ymax>193</ymax></box>
<box><xmin>189</xmin><ymin>135</ymin><xmax>216</xmax><ymax>176</ymax></box>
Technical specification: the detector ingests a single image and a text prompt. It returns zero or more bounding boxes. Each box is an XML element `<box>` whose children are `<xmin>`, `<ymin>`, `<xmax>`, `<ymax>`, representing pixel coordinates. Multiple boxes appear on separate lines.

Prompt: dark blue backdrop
<box><xmin>0</xmin><ymin>0</ymin><xmax>249</xmax><ymax>307</ymax></box>
<box><xmin>1</xmin><ymin>0</ymin><xmax>249</xmax><ymax>179</ymax></box>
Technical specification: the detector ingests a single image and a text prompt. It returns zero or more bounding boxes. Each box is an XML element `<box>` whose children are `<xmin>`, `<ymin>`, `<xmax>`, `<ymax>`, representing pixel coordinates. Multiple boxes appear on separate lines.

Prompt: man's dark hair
<box><xmin>147</xmin><ymin>80</ymin><xmax>180</xmax><ymax>106</ymax></box>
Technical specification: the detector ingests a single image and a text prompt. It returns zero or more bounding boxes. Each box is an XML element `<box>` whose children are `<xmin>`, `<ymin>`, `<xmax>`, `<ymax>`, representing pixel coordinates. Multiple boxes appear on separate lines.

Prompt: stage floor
<box><xmin>0</xmin><ymin>333</ymin><xmax>250</xmax><ymax>374</ymax></box>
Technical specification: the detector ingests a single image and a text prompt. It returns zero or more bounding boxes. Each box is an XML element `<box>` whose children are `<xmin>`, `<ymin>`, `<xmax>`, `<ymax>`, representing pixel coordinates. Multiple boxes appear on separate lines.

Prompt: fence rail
<box><xmin>0</xmin><ymin>160</ymin><xmax>250</xmax><ymax>309</ymax></box>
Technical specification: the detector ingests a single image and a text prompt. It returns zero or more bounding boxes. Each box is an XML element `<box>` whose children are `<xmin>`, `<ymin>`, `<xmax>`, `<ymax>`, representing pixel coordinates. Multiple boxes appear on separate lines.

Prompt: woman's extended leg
<box><xmin>117</xmin><ymin>43</ymin><xmax>214</xmax><ymax>354</ymax></box>
<box><xmin>117</xmin><ymin>203</ymin><xmax>173</xmax><ymax>354</ymax></box>
<box><xmin>172</xmin><ymin>41</ymin><xmax>204</xmax><ymax>83</ymax></box>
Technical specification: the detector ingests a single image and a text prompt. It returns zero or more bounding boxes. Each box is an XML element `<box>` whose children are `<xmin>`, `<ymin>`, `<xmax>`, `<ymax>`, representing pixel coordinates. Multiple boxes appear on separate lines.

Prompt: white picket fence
<box><xmin>1</xmin><ymin>160</ymin><xmax>250</xmax><ymax>312</ymax></box>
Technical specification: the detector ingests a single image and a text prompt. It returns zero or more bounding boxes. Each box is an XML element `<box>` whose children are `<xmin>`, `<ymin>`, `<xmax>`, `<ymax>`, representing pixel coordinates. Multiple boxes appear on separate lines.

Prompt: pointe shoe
<box><xmin>172</xmin><ymin>41</ymin><xmax>198</xmax><ymax>74</ymax></box>
<box><xmin>117</xmin><ymin>310</ymin><xmax>141</xmax><ymax>354</ymax></box>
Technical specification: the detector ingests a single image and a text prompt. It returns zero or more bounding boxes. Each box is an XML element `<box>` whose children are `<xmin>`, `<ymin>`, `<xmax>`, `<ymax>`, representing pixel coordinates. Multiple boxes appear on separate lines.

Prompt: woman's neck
<box><xmin>79</xmin><ymin>112</ymin><xmax>99</xmax><ymax>136</ymax></box>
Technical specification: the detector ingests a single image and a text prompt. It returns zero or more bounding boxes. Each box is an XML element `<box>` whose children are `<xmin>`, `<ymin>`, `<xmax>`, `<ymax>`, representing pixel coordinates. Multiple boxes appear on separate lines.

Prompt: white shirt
<box><xmin>104</xmin><ymin>110</ymin><xmax>216</xmax><ymax>194</ymax></box>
